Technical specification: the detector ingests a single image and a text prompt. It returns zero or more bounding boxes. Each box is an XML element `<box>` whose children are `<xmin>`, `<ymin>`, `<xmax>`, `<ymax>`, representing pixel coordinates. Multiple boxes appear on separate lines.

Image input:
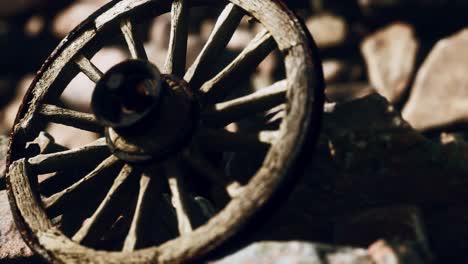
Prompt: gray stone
<box><xmin>52</xmin><ymin>2</ymin><xmax>104</xmax><ymax>38</ymax></box>
<box><xmin>320</xmin><ymin>93</ymin><xmax>468</xmax><ymax>209</ymax></box>
<box><xmin>0</xmin><ymin>190</ymin><xmax>33</xmax><ymax>260</ymax></box>
<box><xmin>403</xmin><ymin>29</ymin><xmax>468</xmax><ymax>130</ymax></box>
<box><xmin>210</xmin><ymin>241</ymin><xmax>373</xmax><ymax>264</ymax></box>
<box><xmin>0</xmin><ymin>135</ymin><xmax>8</xmax><ymax>190</ymax></box>
<box><xmin>306</xmin><ymin>14</ymin><xmax>348</xmax><ymax>49</ymax></box>
<box><xmin>361</xmin><ymin>23</ymin><xmax>418</xmax><ymax>103</ymax></box>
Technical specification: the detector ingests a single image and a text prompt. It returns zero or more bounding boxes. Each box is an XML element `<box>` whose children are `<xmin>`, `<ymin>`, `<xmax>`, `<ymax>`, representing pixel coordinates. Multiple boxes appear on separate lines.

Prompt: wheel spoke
<box><xmin>203</xmin><ymin>79</ymin><xmax>287</xmax><ymax>126</ymax></box>
<box><xmin>164</xmin><ymin>0</ymin><xmax>189</xmax><ymax>76</ymax></box>
<box><xmin>42</xmin><ymin>155</ymin><xmax>122</xmax><ymax>214</ymax></box>
<box><xmin>184</xmin><ymin>3</ymin><xmax>244</xmax><ymax>87</ymax></box>
<box><xmin>25</xmin><ymin>131</ymin><xmax>67</xmax><ymax>156</ymax></box>
<box><xmin>123</xmin><ymin>173</ymin><xmax>153</xmax><ymax>252</ymax></box>
<box><xmin>197</xmin><ymin>128</ymin><xmax>276</xmax><ymax>152</ymax></box>
<box><xmin>120</xmin><ymin>18</ymin><xmax>147</xmax><ymax>60</ymax></box>
<box><xmin>200</xmin><ymin>29</ymin><xmax>276</xmax><ymax>103</ymax></box>
<box><xmin>39</xmin><ymin>104</ymin><xmax>102</xmax><ymax>132</ymax></box>
<box><xmin>74</xmin><ymin>54</ymin><xmax>103</xmax><ymax>83</ymax></box>
<box><xmin>166</xmin><ymin>161</ymin><xmax>193</xmax><ymax>235</ymax></box>
<box><xmin>72</xmin><ymin>164</ymin><xmax>135</xmax><ymax>245</ymax></box>
<box><xmin>28</xmin><ymin>138</ymin><xmax>109</xmax><ymax>174</ymax></box>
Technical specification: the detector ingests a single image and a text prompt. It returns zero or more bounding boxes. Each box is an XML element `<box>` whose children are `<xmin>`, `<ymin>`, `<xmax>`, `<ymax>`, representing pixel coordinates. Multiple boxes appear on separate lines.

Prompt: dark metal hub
<box><xmin>91</xmin><ymin>59</ymin><xmax>199</xmax><ymax>163</ymax></box>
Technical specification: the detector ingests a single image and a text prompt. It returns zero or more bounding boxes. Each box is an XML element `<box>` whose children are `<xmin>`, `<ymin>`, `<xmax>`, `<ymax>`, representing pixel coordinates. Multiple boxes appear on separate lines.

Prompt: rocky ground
<box><xmin>2</xmin><ymin>0</ymin><xmax>468</xmax><ymax>263</ymax></box>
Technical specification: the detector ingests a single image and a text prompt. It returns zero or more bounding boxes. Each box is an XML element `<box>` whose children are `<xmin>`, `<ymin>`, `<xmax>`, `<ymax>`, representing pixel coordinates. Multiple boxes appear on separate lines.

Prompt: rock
<box><xmin>368</xmin><ymin>240</ymin><xmax>426</xmax><ymax>264</ymax></box>
<box><xmin>0</xmin><ymin>135</ymin><xmax>8</xmax><ymax>190</ymax></box>
<box><xmin>0</xmin><ymin>190</ymin><xmax>33</xmax><ymax>259</ymax></box>
<box><xmin>0</xmin><ymin>75</ymin><xmax>34</xmax><ymax>134</ymax></box>
<box><xmin>149</xmin><ymin>14</ymin><xmax>171</xmax><ymax>50</ymax></box>
<box><xmin>335</xmin><ymin>206</ymin><xmax>430</xmax><ymax>257</ymax></box>
<box><xmin>186</xmin><ymin>34</ymin><xmax>204</xmax><ymax>70</ymax></box>
<box><xmin>145</xmin><ymin>44</ymin><xmax>167</xmax><ymax>70</ymax></box>
<box><xmin>240</xmin><ymin>93</ymin><xmax>468</xmax><ymax>247</ymax></box>
<box><xmin>210</xmin><ymin>241</ymin><xmax>373</xmax><ymax>264</ymax></box>
<box><xmin>317</xmin><ymin>93</ymin><xmax>468</xmax><ymax>211</ymax></box>
<box><xmin>306</xmin><ymin>14</ymin><xmax>348</xmax><ymax>49</ymax></box>
<box><xmin>52</xmin><ymin>1</ymin><xmax>103</xmax><ymax>38</ymax></box>
<box><xmin>227</xmin><ymin>27</ymin><xmax>252</xmax><ymax>51</ymax></box>
<box><xmin>46</xmin><ymin>123</ymin><xmax>99</xmax><ymax>150</ymax></box>
<box><xmin>24</xmin><ymin>15</ymin><xmax>46</xmax><ymax>38</ymax></box>
<box><xmin>403</xmin><ymin>29</ymin><xmax>468</xmax><ymax>130</ymax></box>
<box><xmin>361</xmin><ymin>23</ymin><xmax>418</xmax><ymax>103</ymax></box>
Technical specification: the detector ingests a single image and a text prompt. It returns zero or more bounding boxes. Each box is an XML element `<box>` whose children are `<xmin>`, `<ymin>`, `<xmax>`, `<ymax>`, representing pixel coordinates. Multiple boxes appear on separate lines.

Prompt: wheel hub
<box><xmin>91</xmin><ymin>59</ymin><xmax>199</xmax><ymax>163</ymax></box>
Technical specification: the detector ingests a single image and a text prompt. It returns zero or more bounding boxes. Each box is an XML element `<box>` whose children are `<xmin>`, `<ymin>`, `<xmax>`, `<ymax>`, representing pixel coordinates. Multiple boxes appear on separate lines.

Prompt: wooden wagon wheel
<box><xmin>6</xmin><ymin>0</ymin><xmax>324</xmax><ymax>263</ymax></box>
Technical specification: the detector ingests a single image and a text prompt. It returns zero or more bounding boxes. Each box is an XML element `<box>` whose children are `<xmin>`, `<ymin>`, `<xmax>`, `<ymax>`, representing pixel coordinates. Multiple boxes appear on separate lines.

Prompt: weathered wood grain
<box><xmin>200</xmin><ymin>29</ymin><xmax>276</xmax><ymax>103</ymax></box>
<box><xmin>28</xmin><ymin>138</ymin><xmax>108</xmax><ymax>174</ymax></box>
<box><xmin>6</xmin><ymin>0</ymin><xmax>325</xmax><ymax>263</ymax></box>
<box><xmin>184</xmin><ymin>3</ymin><xmax>244</xmax><ymax>88</ymax></box>
<box><xmin>166</xmin><ymin>162</ymin><xmax>193</xmax><ymax>236</ymax></box>
<box><xmin>42</xmin><ymin>155</ymin><xmax>121</xmax><ymax>213</ymax></box>
<box><xmin>164</xmin><ymin>0</ymin><xmax>189</xmax><ymax>76</ymax></box>
<box><xmin>203</xmin><ymin>79</ymin><xmax>286</xmax><ymax>126</ymax></box>
<box><xmin>72</xmin><ymin>164</ymin><xmax>135</xmax><ymax>245</ymax></box>
<box><xmin>39</xmin><ymin>104</ymin><xmax>102</xmax><ymax>132</ymax></box>
<box><xmin>74</xmin><ymin>54</ymin><xmax>103</xmax><ymax>83</ymax></box>
<box><xmin>120</xmin><ymin>18</ymin><xmax>148</xmax><ymax>60</ymax></box>
<box><xmin>123</xmin><ymin>173</ymin><xmax>152</xmax><ymax>252</ymax></box>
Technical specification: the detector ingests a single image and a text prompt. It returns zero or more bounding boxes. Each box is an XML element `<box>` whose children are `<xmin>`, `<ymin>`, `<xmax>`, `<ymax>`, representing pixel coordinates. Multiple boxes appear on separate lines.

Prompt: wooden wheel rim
<box><xmin>6</xmin><ymin>0</ymin><xmax>324</xmax><ymax>263</ymax></box>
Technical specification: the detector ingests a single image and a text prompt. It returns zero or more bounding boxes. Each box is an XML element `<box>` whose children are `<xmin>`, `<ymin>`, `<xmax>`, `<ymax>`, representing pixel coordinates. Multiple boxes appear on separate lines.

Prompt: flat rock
<box><xmin>0</xmin><ymin>135</ymin><xmax>8</xmax><ymax>190</ymax></box>
<box><xmin>403</xmin><ymin>29</ymin><xmax>468</xmax><ymax>130</ymax></box>
<box><xmin>0</xmin><ymin>190</ymin><xmax>33</xmax><ymax>260</ymax></box>
<box><xmin>52</xmin><ymin>1</ymin><xmax>105</xmax><ymax>38</ymax></box>
<box><xmin>210</xmin><ymin>241</ymin><xmax>373</xmax><ymax>264</ymax></box>
<box><xmin>318</xmin><ymin>93</ymin><xmax>468</xmax><ymax>210</ymax></box>
<box><xmin>306</xmin><ymin>14</ymin><xmax>348</xmax><ymax>49</ymax></box>
<box><xmin>361</xmin><ymin>23</ymin><xmax>418</xmax><ymax>103</ymax></box>
<box><xmin>46</xmin><ymin>123</ymin><xmax>99</xmax><ymax>150</ymax></box>
<box><xmin>149</xmin><ymin>14</ymin><xmax>171</xmax><ymax>50</ymax></box>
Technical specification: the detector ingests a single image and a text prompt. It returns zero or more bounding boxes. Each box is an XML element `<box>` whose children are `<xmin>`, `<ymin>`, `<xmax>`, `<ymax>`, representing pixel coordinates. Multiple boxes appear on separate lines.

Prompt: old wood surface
<box><xmin>164</xmin><ymin>0</ymin><xmax>188</xmax><ymax>76</ymax></box>
<box><xmin>5</xmin><ymin>0</ymin><xmax>324</xmax><ymax>263</ymax></box>
<box><xmin>39</xmin><ymin>104</ymin><xmax>102</xmax><ymax>132</ymax></box>
<box><xmin>184</xmin><ymin>3</ymin><xmax>244</xmax><ymax>88</ymax></box>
